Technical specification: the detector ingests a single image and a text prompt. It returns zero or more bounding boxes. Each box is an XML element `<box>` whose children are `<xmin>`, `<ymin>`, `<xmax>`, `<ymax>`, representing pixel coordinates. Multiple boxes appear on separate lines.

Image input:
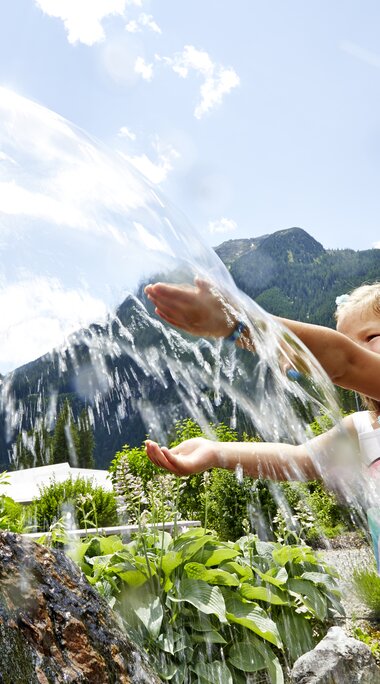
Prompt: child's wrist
<box><xmin>213</xmin><ymin>443</ymin><xmax>234</xmax><ymax>470</ymax></box>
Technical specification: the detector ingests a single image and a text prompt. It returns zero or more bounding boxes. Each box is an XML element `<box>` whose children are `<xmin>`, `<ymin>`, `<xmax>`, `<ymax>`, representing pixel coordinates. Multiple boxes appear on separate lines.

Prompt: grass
<box><xmin>352</xmin><ymin>565</ymin><xmax>380</xmax><ymax>616</ymax></box>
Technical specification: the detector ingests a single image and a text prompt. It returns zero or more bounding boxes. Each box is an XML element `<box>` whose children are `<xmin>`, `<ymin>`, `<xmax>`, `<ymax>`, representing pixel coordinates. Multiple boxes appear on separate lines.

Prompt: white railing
<box><xmin>22</xmin><ymin>519</ymin><xmax>201</xmax><ymax>540</ymax></box>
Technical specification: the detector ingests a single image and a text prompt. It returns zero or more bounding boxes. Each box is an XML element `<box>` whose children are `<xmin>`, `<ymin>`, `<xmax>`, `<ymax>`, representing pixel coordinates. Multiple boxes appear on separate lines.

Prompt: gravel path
<box><xmin>319</xmin><ymin>544</ymin><xmax>375</xmax><ymax>621</ymax></box>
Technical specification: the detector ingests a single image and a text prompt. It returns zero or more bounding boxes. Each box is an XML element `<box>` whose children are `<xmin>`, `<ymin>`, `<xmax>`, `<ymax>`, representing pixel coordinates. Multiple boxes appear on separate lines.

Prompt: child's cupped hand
<box><xmin>145</xmin><ymin>437</ymin><xmax>217</xmax><ymax>476</ymax></box>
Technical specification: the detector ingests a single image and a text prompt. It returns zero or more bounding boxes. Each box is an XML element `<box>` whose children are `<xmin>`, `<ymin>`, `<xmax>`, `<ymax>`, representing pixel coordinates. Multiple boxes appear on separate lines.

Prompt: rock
<box><xmin>0</xmin><ymin>532</ymin><xmax>160</xmax><ymax>683</ymax></box>
<box><xmin>291</xmin><ymin>625</ymin><xmax>380</xmax><ymax>684</ymax></box>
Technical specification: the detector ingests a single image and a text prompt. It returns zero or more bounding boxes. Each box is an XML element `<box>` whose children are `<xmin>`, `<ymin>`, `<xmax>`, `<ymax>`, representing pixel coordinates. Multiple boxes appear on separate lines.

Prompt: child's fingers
<box><xmin>145</xmin><ymin>441</ymin><xmax>181</xmax><ymax>475</ymax></box>
<box><xmin>154</xmin><ymin>309</ymin><xmax>196</xmax><ymax>334</ymax></box>
<box><xmin>146</xmin><ymin>283</ymin><xmax>196</xmax><ymax>305</ymax></box>
<box><xmin>147</xmin><ymin>295</ymin><xmax>197</xmax><ymax>325</ymax></box>
<box><xmin>145</xmin><ymin>441</ymin><xmax>162</xmax><ymax>468</ymax></box>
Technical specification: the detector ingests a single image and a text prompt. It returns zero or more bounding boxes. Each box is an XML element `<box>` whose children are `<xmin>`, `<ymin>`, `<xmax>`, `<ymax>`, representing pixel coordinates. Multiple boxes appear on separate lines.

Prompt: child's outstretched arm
<box><xmin>146</xmin><ymin>437</ymin><xmax>315</xmax><ymax>479</ymax></box>
<box><xmin>145</xmin><ymin>279</ymin><xmax>380</xmax><ymax>400</ymax></box>
<box><xmin>145</xmin><ymin>415</ymin><xmax>357</xmax><ymax>481</ymax></box>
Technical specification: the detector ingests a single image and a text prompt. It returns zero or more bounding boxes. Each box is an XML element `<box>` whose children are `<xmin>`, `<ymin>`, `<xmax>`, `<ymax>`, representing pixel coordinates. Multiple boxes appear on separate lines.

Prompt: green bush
<box><xmin>67</xmin><ymin>527</ymin><xmax>343</xmax><ymax>684</ymax></box>
<box><xmin>279</xmin><ymin>481</ymin><xmax>349</xmax><ymax>545</ymax></box>
<box><xmin>0</xmin><ymin>495</ymin><xmax>28</xmax><ymax>532</ymax></box>
<box><xmin>31</xmin><ymin>476</ymin><xmax>118</xmax><ymax>532</ymax></box>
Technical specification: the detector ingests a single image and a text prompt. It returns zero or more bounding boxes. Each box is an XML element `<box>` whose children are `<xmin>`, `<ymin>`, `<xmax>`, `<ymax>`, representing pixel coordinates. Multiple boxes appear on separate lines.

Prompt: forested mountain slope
<box><xmin>215</xmin><ymin>227</ymin><xmax>380</xmax><ymax>327</ymax></box>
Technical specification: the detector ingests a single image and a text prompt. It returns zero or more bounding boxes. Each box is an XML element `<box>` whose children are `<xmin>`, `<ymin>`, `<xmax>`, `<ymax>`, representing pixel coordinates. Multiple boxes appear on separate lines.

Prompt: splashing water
<box><xmin>0</xmin><ymin>86</ymin><xmax>376</xmax><ymax>514</ymax></box>
<box><xmin>2</xmin><ymin>86</ymin><xmax>380</xmax><ymax>684</ymax></box>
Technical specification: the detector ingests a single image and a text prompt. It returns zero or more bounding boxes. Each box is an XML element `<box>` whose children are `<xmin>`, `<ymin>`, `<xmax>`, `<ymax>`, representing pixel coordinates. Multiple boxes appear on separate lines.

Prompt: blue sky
<box><xmin>1</xmin><ymin>0</ymin><xmax>380</xmax><ymax>251</ymax></box>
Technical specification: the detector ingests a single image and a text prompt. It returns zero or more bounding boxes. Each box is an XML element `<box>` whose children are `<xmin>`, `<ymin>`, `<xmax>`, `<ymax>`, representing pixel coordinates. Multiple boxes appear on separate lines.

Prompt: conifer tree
<box><xmin>51</xmin><ymin>399</ymin><xmax>79</xmax><ymax>466</ymax></box>
<box><xmin>77</xmin><ymin>408</ymin><xmax>95</xmax><ymax>468</ymax></box>
<box><xmin>14</xmin><ymin>432</ymin><xmax>34</xmax><ymax>469</ymax></box>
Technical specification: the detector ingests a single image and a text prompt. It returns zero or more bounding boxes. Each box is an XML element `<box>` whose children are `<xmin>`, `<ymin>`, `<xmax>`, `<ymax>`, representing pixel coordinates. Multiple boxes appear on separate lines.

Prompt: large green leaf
<box><xmin>250</xmin><ymin>635</ymin><xmax>284</xmax><ymax>684</ymax></box>
<box><xmin>172</xmin><ymin>535</ymin><xmax>215</xmax><ymax>562</ymax></box>
<box><xmin>168</xmin><ymin>578</ymin><xmax>227</xmax><ymax>623</ymax></box>
<box><xmin>161</xmin><ymin>550</ymin><xmax>184</xmax><ymax>577</ymax></box>
<box><xmin>228</xmin><ymin>640</ymin><xmax>266</xmax><ymax>672</ymax></box>
<box><xmin>224</xmin><ymin>593</ymin><xmax>282</xmax><ymax>648</ymax></box>
<box><xmin>220</xmin><ymin>561</ymin><xmax>253</xmax><ymax>581</ymax></box>
<box><xmin>185</xmin><ymin>562</ymin><xmax>240</xmax><ymax>587</ymax></box>
<box><xmin>276</xmin><ymin>608</ymin><xmax>315</xmax><ymax>662</ymax></box>
<box><xmin>255</xmin><ymin>540</ymin><xmax>276</xmax><ymax>558</ymax></box>
<box><xmin>118</xmin><ymin>570</ymin><xmax>150</xmax><ymax>587</ymax></box>
<box><xmin>191</xmin><ymin>630</ymin><xmax>227</xmax><ymax>644</ymax></box>
<box><xmin>189</xmin><ymin>614</ymin><xmax>215</xmax><ymax>632</ymax></box>
<box><xmin>300</xmin><ymin>571</ymin><xmax>339</xmax><ymax>591</ymax></box>
<box><xmin>109</xmin><ymin>556</ymin><xmax>155</xmax><ymax>587</ymax></box>
<box><xmin>253</xmin><ymin>565</ymin><xmax>288</xmax><ymax>587</ymax></box>
<box><xmin>287</xmin><ymin>578</ymin><xmax>327</xmax><ymax>621</ymax></box>
<box><xmin>131</xmin><ymin>590</ymin><xmax>163</xmax><ymax>639</ymax></box>
<box><xmin>191</xmin><ymin>660</ymin><xmax>233</xmax><ymax>684</ymax></box>
<box><xmin>157</xmin><ymin>661</ymin><xmax>177</xmax><ymax>681</ymax></box>
<box><xmin>157</xmin><ymin>630</ymin><xmax>192</xmax><ymax>655</ymax></box>
<box><xmin>228</xmin><ymin>633</ymin><xmax>284</xmax><ymax>684</ymax></box>
<box><xmin>240</xmin><ymin>583</ymin><xmax>288</xmax><ymax>605</ymax></box>
<box><xmin>97</xmin><ymin>535</ymin><xmax>125</xmax><ymax>555</ymax></box>
<box><xmin>203</xmin><ymin>548</ymin><xmax>240</xmax><ymax>566</ymax></box>
<box><xmin>272</xmin><ymin>545</ymin><xmax>318</xmax><ymax>567</ymax></box>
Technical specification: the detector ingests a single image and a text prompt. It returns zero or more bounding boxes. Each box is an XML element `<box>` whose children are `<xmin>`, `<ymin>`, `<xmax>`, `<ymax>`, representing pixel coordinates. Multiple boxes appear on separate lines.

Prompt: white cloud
<box><xmin>135</xmin><ymin>56</ymin><xmax>154</xmax><ymax>81</ymax></box>
<box><xmin>340</xmin><ymin>41</ymin><xmax>380</xmax><ymax>69</ymax></box>
<box><xmin>208</xmin><ymin>217</ymin><xmax>237</xmax><ymax>234</ymax></box>
<box><xmin>34</xmin><ymin>0</ymin><xmax>141</xmax><ymax>46</ymax></box>
<box><xmin>373</xmin><ymin>242</ymin><xmax>380</xmax><ymax>249</ymax></box>
<box><xmin>161</xmin><ymin>45</ymin><xmax>240</xmax><ymax>119</ymax></box>
<box><xmin>0</xmin><ymin>180</ymin><xmax>88</xmax><ymax>228</ymax></box>
<box><xmin>126</xmin><ymin>13</ymin><xmax>161</xmax><ymax>34</ymax></box>
<box><xmin>121</xmin><ymin>137</ymin><xmax>180</xmax><ymax>184</ymax></box>
<box><xmin>125</xmin><ymin>19</ymin><xmax>139</xmax><ymax>33</ymax></box>
<box><xmin>118</xmin><ymin>126</ymin><xmax>137</xmax><ymax>140</ymax></box>
<box><xmin>0</xmin><ymin>277</ymin><xmax>108</xmax><ymax>372</ymax></box>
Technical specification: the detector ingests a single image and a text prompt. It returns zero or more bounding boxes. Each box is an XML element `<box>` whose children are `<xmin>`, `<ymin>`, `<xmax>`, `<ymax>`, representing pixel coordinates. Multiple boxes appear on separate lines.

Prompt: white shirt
<box><xmin>352</xmin><ymin>410</ymin><xmax>380</xmax><ymax>470</ymax></box>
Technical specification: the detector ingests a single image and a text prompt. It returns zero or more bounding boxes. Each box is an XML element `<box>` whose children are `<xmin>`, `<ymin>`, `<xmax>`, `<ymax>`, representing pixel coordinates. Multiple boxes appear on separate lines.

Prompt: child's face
<box><xmin>337</xmin><ymin>303</ymin><xmax>380</xmax><ymax>354</ymax></box>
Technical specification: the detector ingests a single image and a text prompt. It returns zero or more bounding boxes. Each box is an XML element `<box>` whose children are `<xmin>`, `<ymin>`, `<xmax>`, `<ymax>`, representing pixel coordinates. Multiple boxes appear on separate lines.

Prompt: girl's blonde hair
<box><xmin>335</xmin><ymin>282</ymin><xmax>380</xmax><ymax>413</ymax></box>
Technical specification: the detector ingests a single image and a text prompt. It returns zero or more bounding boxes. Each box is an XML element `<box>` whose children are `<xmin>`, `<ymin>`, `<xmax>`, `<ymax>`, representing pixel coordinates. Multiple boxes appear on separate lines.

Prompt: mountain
<box><xmin>215</xmin><ymin>227</ymin><xmax>380</xmax><ymax>327</ymax></box>
<box><xmin>214</xmin><ymin>235</ymin><xmax>268</xmax><ymax>268</ymax></box>
<box><xmin>2</xmin><ymin>227</ymin><xmax>380</xmax><ymax>467</ymax></box>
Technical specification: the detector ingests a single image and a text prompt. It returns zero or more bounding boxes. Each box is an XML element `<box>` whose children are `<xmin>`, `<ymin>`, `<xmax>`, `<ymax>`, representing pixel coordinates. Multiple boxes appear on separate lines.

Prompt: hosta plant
<box><xmin>69</xmin><ymin>527</ymin><xmax>343</xmax><ymax>684</ymax></box>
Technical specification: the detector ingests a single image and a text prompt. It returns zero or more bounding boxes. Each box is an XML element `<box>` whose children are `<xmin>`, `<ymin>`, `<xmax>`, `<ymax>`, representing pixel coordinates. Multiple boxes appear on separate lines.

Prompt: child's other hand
<box><xmin>145</xmin><ymin>437</ymin><xmax>217</xmax><ymax>476</ymax></box>
<box><xmin>144</xmin><ymin>277</ymin><xmax>237</xmax><ymax>338</ymax></box>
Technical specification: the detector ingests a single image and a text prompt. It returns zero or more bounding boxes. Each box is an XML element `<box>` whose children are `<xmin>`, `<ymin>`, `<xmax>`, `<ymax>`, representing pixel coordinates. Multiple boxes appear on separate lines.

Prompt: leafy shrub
<box><xmin>353</xmin><ymin>626</ymin><xmax>380</xmax><ymax>663</ymax></box>
<box><xmin>0</xmin><ymin>472</ymin><xmax>27</xmax><ymax>533</ymax></box>
<box><xmin>352</xmin><ymin>565</ymin><xmax>380</xmax><ymax>616</ymax></box>
<box><xmin>31</xmin><ymin>476</ymin><xmax>118</xmax><ymax>531</ymax></box>
<box><xmin>69</xmin><ymin>527</ymin><xmax>343</xmax><ymax>684</ymax></box>
<box><xmin>279</xmin><ymin>481</ymin><xmax>349</xmax><ymax>545</ymax></box>
<box><xmin>110</xmin><ymin>444</ymin><xmax>185</xmax><ymax>525</ymax></box>
<box><xmin>0</xmin><ymin>495</ymin><xmax>28</xmax><ymax>532</ymax></box>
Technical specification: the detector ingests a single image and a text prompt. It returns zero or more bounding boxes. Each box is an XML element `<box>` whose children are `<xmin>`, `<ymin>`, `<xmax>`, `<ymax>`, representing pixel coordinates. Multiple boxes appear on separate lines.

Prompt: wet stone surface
<box><xmin>0</xmin><ymin>532</ymin><xmax>160</xmax><ymax>684</ymax></box>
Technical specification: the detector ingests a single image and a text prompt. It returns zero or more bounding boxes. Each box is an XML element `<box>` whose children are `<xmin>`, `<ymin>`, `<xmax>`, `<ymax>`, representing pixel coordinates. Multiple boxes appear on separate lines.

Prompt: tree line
<box><xmin>12</xmin><ymin>399</ymin><xmax>95</xmax><ymax>470</ymax></box>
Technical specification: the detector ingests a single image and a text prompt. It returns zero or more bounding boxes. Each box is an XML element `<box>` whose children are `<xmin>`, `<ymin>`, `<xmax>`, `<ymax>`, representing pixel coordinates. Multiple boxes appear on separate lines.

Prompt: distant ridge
<box><xmin>215</xmin><ymin>227</ymin><xmax>380</xmax><ymax>326</ymax></box>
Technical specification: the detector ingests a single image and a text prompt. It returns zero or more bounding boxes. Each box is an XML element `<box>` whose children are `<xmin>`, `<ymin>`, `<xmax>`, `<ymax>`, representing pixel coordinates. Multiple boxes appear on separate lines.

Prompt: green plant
<box><xmin>278</xmin><ymin>481</ymin><xmax>349</xmax><ymax>545</ymax></box>
<box><xmin>31</xmin><ymin>476</ymin><xmax>118</xmax><ymax>531</ymax></box>
<box><xmin>352</xmin><ymin>565</ymin><xmax>380</xmax><ymax>616</ymax></box>
<box><xmin>69</xmin><ymin>527</ymin><xmax>343</xmax><ymax>684</ymax></box>
<box><xmin>0</xmin><ymin>472</ymin><xmax>29</xmax><ymax>532</ymax></box>
<box><xmin>110</xmin><ymin>446</ymin><xmax>186</xmax><ymax>526</ymax></box>
<box><xmin>353</xmin><ymin>625</ymin><xmax>380</xmax><ymax>663</ymax></box>
<box><xmin>0</xmin><ymin>495</ymin><xmax>28</xmax><ymax>532</ymax></box>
